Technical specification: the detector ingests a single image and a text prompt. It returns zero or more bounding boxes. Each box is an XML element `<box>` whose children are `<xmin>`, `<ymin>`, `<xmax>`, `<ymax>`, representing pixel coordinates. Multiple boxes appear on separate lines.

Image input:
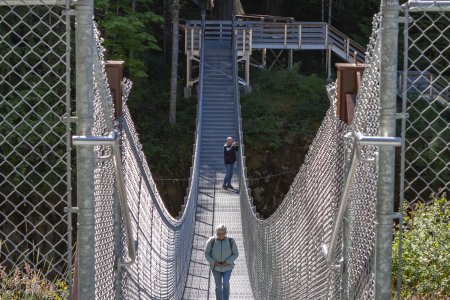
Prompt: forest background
<box><xmin>94</xmin><ymin>0</ymin><xmax>382</xmax><ymax>217</ymax></box>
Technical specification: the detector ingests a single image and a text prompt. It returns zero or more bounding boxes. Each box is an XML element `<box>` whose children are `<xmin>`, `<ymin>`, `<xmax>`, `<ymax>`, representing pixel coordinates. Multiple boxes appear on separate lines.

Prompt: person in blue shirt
<box><xmin>204</xmin><ymin>224</ymin><xmax>239</xmax><ymax>300</ymax></box>
<box><xmin>223</xmin><ymin>137</ymin><xmax>239</xmax><ymax>189</ymax></box>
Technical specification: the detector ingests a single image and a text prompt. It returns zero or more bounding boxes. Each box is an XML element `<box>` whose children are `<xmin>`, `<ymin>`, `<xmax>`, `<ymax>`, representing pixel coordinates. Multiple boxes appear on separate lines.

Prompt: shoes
<box><xmin>227</xmin><ymin>184</ymin><xmax>234</xmax><ymax>189</ymax></box>
<box><xmin>222</xmin><ymin>184</ymin><xmax>228</xmax><ymax>189</ymax></box>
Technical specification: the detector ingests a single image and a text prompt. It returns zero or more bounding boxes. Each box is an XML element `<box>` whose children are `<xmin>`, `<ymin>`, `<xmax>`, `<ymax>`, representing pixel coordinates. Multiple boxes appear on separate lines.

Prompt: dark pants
<box><xmin>223</xmin><ymin>163</ymin><xmax>234</xmax><ymax>186</ymax></box>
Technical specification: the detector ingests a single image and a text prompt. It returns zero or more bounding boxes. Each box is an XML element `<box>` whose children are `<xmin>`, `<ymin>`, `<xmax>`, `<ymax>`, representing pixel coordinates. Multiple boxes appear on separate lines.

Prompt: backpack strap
<box><xmin>210</xmin><ymin>238</ymin><xmax>215</xmax><ymax>256</ymax></box>
<box><xmin>210</xmin><ymin>237</ymin><xmax>233</xmax><ymax>257</ymax></box>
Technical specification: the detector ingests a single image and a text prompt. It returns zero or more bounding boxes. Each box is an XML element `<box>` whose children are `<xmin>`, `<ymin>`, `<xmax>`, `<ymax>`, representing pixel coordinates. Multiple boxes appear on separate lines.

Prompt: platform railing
<box><xmin>186</xmin><ymin>20</ymin><xmax>365</xmax><ymax>63</ymax></box>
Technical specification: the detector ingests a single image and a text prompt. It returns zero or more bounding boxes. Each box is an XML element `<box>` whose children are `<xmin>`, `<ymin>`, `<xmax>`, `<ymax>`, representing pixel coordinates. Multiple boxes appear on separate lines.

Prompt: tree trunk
<box><xmin>234</xmin><ymin>0</ymin><xmax>245</xmax><ymax>15</ymax></box>
<box><xmin>212</xmin><ymin>0</ymin><xmax>244</xmax><ymax>20</ymax></box>
<box><xmin>169</xmin><ymin>0</ymin><xmax>179</xmax><ymax>124</ymax></box>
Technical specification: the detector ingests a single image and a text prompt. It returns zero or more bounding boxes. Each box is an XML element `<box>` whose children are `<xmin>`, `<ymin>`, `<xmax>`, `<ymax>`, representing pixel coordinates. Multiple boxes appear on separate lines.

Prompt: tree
<box><xmin>211</xmin><ymin>0</ymin><xmax>244</xmax><ymax>20</ymax></box>
<box><xmin>94</xmin><ymin>0</ymin><xmax>162</xmax><ymax>78</ymax></box>
<box><xmin>169</xmin><ymin>0</ymin><xmax>179</xmax><ymax>124</ymax></box>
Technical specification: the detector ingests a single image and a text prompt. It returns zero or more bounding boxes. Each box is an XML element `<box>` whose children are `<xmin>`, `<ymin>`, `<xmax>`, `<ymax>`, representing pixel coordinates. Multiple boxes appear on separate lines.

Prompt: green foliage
<box><xmin>94</xmin><ymin>0</ymin><xmax>163</xmax><ymax>78</ymax></box>
<box><xmin>241</xmin><ymin>65</ymin><xmax>329</xmax><ymax>217</ymax></box>
<box><xmin>404</xmin><ymin>95</ymin><xmax>450</xmax><ymax>200</ymax></box>
<box><xmin>242</xmin><ymin>65</ymin><xmax>329</xmax><ymax>152</ymax></box>
<box><xmin>0</xmin><ymin>262</ymin><xmax>68</xmax><ymax>299</ymax></box>
<box><xmin>392</xmin><ymin>196</ymin><xmax>450</xmax><ymax>299</ymax></box>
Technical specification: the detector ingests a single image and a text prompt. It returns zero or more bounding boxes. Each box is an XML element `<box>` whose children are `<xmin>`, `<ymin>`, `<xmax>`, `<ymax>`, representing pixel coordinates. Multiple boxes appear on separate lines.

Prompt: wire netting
<box><xmin>238</xmin><ymin>13</ymin><xmax>383</xmax><ymax>300</ymax></box>
<box><xmin>92</xmin><ymin>23</ymin><xmax>199</xmax><ymax>299</ymax></box>
<box><xmin>344</xmin><ymin>13</ymin><xmax>381</xmax><ymax>300</ymax></box>
<box><xmin>396</xmin><ymin>2</ymin><xmax>450</xmax><ymax>299</ymax></box>
<box><xmin>3</xmin><ymin>1</ymin><xmax>448</xmax><ymax>299</ymax></box>
<box><xmin>92</xmin><ymin>22</ymin><xmax>119</xmax><ymax>299</ymax></box>
<box><xmin>0</xmin><ymin>1</ymin><xmax>70</xmax><ymax>297</ymax></box>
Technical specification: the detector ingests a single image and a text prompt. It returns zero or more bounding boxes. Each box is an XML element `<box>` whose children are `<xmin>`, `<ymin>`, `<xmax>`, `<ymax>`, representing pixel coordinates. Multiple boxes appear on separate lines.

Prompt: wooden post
<box><xmin>335</xmin><ymin>59</ymin><xmax>366</xmax><ymax>123</ymax></box>
<box><xmin>105</xmin><ymin>61</ymin><xmax>124</xmax><ymax>120</ymax></box>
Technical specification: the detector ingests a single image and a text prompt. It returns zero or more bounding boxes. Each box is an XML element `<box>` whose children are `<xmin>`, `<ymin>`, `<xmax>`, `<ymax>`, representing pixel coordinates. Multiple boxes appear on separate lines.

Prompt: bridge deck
<box><xmin>183</xmin><ymin>41</ymin><xmax>254</xmax><ymax>299</ymax></box>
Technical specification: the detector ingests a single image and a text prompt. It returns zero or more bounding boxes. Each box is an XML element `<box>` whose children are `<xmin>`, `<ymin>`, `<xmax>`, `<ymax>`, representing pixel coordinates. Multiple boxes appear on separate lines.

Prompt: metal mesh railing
<box><xmin>396</xmin><ymin>2</ymin><xmax>450</xmax><ymax>299</ymax></box>
<box><xmin>4</xmin><ymin>1</ymin><xmax>448</xmax><ymax>299</ymax></box>
<box><xmin>342</xmin><ymin>13</ymin><xmax>382</xmax><ymax>300</ymax></box>
<box><xmin>91</xmin><ymin>22</ymin><xmax>200</xmax><ymax>299</ymax></box>
<box><xmin>0</xmin><ymin>1</ymin><xmax>71</xmax><ymax>297</ymax></box>
<box><xmin>238</xmin><ymin>96</ymin><xmax>346</xmax><ymax>300</ymax></box>
<box><xmin>92</xmin><ymin>22</ymin><xmax>120</xmax><ymax>299</ymax></box>
<box><xmin>237</xmin><ymin>14</ymin><xmax>383</xmax><ymax>300</ymax></box>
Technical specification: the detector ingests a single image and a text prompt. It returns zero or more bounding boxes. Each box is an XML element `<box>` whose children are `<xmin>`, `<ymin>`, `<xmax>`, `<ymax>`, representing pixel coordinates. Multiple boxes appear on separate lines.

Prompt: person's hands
<box><xmin>222</xmin><ymin>261</ymin><xmax>228</xmax><ymax>266</ymax></box>
<box><xmin>214</xmin><ymin>261</ymin><xmax>222</xmax><ymax>266</ymax></box>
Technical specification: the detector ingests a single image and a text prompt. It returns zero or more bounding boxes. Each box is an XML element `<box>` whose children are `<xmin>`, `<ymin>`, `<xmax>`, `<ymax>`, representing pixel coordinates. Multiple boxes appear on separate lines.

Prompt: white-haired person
<box><xmin>223</xmin><ymin>136</ymin><xmax>239</xmax><ymax>189</ymax></box>
<box><xmin>204</xmin><ymin>224</ymin><xmax>239</xmax><ymax>300</ymax></box>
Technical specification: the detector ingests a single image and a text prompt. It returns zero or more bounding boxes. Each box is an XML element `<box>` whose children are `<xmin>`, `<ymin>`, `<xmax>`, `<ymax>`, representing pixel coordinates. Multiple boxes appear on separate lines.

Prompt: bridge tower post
<box><xmin>75</xmin><ymin>0</ymin><xmax>96</xmax><ymax>298</ymax></box>
<box><xmin>375</xmin><ymin>0</ymin><xmax>400</xmax><ymax>299</ymax></box>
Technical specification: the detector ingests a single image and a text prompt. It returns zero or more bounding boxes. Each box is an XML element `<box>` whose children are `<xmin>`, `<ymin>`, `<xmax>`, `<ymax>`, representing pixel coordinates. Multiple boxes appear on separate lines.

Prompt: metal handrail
<box><xmin>232</xmin><ymin>16</ymin><xmax>243</xmax><ymax>154</ymax></box>
<box><xmin>186</xmin><ymin>20</ymin><xmax>366</xmax><ymax>63</ymax></box>
<box><xmin>72</xmin><ymin>131</ymin><xmax>137</xmax><ymax>267</ymax></box>
<box><xmin>322</xmin><ymin>132</ymin><xmax>401</xmax><ymax>270</ymax></box>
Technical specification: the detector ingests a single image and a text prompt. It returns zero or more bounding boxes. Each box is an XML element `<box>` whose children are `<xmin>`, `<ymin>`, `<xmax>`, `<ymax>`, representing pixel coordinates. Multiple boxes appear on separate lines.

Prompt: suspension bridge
<box><xmin>1</xmin><ymin>0</ymin><xmax>449</xmax><ymax>299</ymax></box>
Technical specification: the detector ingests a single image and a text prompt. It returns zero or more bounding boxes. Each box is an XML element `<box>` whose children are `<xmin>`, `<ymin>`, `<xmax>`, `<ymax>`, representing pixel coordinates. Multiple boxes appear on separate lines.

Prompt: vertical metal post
<box><xmin>397</xmin><ymin>5</ymin><xmax>409</xmax><ymax>299</ymax></box>
<box><xmin>298</xmin><ymin>25</ymin><xmax>302</xmax><ymax>48</ymax></box>
<box><xmin>262</xmin><ymin>48</ymin><xmax>267</xmax><ymax>69</ymax></box>
<box><xmin>75</xmin><ymin>0</ymin><xmax>95</xmax><ymax>298</ymax></box>
<box><xmin>327</xmin><ymin>44</ymin><xmax>332</xmax><ymax>80</ymax></box>
<box><xmin>375</xmin><ymin>1</ymin><xmax>399</xmax><ymax>299</ymax></box>
<box><xmin>187</xmin><ymin>52</ymin><xmax>191</xmax><ymax>86</ymax></box>
<box><xmin>288</xmin><ymin>50</ymin><xmax>293</xmax><ymax>69</ymax></box>
<box><xmin>245</xmin><ymin>53</ymin><xmax>250</xmax><ymax>87</ymax></box>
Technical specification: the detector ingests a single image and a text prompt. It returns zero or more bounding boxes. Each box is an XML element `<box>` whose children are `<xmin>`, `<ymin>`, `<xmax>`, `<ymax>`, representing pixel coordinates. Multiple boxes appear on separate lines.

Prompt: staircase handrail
<box><xmin>328</xmin><ymin>25</ymin><xmax>365</xmax><ymax>63</ymax></box>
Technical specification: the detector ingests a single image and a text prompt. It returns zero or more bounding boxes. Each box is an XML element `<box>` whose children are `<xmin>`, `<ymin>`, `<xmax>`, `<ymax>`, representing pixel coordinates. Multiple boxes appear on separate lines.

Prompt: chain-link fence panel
<box><xmin>395</xmin><ymin>1</ymin><xmax>450</xmax><ymax>299</ymax></box>
<box><xmin>0</xmin><ymin>1</ymin><xmax>71</xmax><ymax>298</ymax></box>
